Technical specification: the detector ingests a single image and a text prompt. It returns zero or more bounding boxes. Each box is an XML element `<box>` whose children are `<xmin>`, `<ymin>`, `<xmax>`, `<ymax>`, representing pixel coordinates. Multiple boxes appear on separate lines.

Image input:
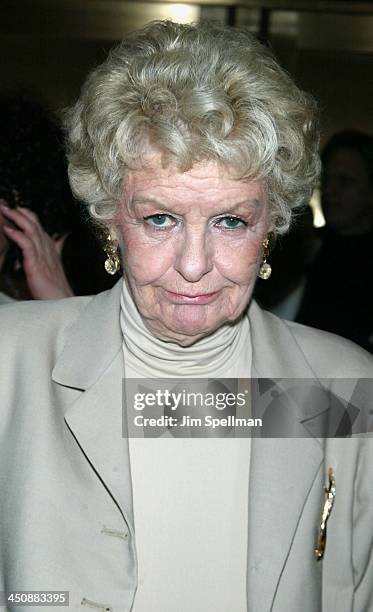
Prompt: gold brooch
<box><xmin>314</xmin><ymin>467</ymin><xmax>336</xmax><ymax>561</ymax></box>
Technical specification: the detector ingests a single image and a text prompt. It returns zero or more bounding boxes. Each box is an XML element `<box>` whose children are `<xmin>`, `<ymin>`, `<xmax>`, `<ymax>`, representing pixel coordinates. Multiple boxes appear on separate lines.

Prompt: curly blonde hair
<box><xmin>65</xmin><ymin>20</ymin><xmax>320</xmax><ymax>234</ymax></box>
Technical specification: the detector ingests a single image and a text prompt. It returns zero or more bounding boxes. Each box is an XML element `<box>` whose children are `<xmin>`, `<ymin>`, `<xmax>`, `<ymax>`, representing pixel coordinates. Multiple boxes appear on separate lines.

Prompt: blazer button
<box><xmin>81</xmin><ymin>597</ymin><xmax>112</xmax><ymax>611</ymax></box>
<box><xmin>101</xmin><ymin>525</ymin><xmax>128</xmax><ymax>540</ymax></box>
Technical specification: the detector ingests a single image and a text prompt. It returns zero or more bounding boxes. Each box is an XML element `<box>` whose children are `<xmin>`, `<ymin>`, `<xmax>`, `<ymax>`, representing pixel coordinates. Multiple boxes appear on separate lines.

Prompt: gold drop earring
<box><xmin>103</xmin><ymin>232</ymin><xmax>121</xmax><ymax>275</ymax></box>
<box><xmin>258</xmin><ymin>236</ymin><xmax>272</xmax><ymax>280</ymax></box>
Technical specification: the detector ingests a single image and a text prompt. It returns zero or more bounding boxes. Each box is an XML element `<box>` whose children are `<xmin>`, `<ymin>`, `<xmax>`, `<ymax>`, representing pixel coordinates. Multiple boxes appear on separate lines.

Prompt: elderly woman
<box><xmin>0</xmin><ymin>21</ymin><xmax>372</xmax><ymax>612</ymax></box>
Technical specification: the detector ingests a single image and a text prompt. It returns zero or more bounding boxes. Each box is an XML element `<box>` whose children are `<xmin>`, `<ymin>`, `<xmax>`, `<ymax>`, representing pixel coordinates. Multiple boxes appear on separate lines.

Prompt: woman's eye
<box><xmin>216</xmin><ymin>216</ymin><xmax>247</xmax><ymax>229</ymax></box>
<box><xmin>144</xmin><ymin>214</ymin><xmax>177</xmax><ymax>229</ymax></box>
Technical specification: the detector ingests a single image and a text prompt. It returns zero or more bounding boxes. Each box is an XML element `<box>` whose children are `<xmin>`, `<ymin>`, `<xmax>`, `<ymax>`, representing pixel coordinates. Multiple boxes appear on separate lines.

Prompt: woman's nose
<box><xmin>175</xmin><ymin>228</ymin><xmax>213</xmax><ymax>282</ymax></box>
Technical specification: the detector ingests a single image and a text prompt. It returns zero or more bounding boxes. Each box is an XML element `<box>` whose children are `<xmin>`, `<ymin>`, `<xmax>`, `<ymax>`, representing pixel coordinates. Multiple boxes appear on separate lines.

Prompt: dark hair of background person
<box><xmin>0</xmin><ymin>94</ymin><xmax>118</xmax><ymax>299</ymax></box>
<box><xmin>321</xmin><ymin>130</ymin><xmax>373</xmax><ymax>181</ymax></box>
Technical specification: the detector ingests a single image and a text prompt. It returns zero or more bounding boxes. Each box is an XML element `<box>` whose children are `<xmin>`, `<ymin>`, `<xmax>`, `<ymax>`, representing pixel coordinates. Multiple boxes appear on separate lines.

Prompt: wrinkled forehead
<box><xmin>122</xmin><ymin>152</ymin><xmax>266</xmax><ymax>206</ymax></box>
<box><xmin>124</xmin><ymin>152</ymin><xmax>263</xmax><ymax>193</ymax></box>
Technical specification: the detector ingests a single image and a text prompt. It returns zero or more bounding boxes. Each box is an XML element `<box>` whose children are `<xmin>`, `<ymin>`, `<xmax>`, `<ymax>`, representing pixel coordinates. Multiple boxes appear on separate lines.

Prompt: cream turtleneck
<box><xmin>120</xmin><ymin>279</ymin><xmax>252</xmax><ymax>612</ymax></box>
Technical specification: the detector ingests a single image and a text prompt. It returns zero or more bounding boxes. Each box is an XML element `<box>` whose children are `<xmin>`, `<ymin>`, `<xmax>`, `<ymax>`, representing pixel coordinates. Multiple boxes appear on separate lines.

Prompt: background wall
<box><xmin>1</xmin><ymin>1</ymin><xmax>372</xmax><ymax>144</ymax></box>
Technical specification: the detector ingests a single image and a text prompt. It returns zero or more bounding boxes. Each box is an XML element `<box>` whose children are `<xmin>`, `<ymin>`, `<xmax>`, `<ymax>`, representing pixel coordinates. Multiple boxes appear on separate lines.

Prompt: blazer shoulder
<box><xmin>0</xmin><ymin>294</ymin><xmax>93</xmax><ymax>354</ymax></box>
<box><xmin>284</xmin><ymin>317</ymin><xmax>373</xmax><ymax>378</ymax></box>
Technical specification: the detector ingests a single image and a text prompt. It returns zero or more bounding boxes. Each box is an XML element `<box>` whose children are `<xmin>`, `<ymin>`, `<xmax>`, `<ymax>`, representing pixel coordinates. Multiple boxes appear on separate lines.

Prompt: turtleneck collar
<box><xmin>120</xmin><ymin>278</ymin><xmax>251</xmax><ymax>378</ymax></box>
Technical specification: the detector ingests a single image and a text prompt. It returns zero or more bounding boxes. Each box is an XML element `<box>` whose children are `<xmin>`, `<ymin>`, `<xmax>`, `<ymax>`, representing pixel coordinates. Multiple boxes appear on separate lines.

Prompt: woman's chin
<box><xmin>148</xmin><ymin>305</ymin><xmax>227</xmax><ymax>345</ymax></box>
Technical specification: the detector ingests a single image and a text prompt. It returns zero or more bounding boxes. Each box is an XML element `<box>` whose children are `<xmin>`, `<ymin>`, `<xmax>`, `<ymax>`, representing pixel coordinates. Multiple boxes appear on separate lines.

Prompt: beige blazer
<box><xmin>0</xmin><ymin>280</ymin><xmax>372</xmax><ymax>612</ymax></box>
<box><xmin>0</xmin><ymin>291</ymin><xmax>14</xmax><ymax>305</ymax></box>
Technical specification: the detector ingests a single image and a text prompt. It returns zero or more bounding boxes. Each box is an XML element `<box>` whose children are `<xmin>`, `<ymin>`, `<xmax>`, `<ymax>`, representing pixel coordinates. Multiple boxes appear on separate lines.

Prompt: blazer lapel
<box><xmin>247</xmin><ymin>302</ymin><xmax>324</xmax><ymax>612</ymax></box>
<box><xmin>63</xmin><ymin>352</ymin><xmax>134</xmax><ymax>530</ymax></box>
<box><xmin>52</xmin><ymin>282</ymin><xmax>134</xmax><ymax>530</ymax></box>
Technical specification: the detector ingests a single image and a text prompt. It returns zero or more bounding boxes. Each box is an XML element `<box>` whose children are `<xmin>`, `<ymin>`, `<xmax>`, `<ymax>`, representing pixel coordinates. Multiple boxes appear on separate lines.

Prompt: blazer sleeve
<box><xmin>352</xmin><ymin>437</ymin><xmax>373</xmax><ymax>612</ymax></box>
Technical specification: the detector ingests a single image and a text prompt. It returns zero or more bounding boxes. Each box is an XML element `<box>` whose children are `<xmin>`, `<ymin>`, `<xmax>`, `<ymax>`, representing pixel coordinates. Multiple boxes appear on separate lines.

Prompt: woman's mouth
<box><xmin>164</xmin><ymin>289</ymin><xmax>221</xmax><ymax>305</ymax></box>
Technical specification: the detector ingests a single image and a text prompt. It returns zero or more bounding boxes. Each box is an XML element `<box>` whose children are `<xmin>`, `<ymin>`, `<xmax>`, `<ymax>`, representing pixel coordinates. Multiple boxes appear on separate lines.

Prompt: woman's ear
<box><xmin>107</xmin><ymin>226</ymin><xmax>119</xmax><ymax>243</ymax></box>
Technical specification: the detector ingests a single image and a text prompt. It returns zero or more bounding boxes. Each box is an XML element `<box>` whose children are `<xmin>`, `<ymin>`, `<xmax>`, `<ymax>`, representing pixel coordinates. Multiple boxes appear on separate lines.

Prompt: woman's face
<box><xmin>116</xmin><ymin>154</ymin><xmax>270</xmax><ymax>345</ymax></box>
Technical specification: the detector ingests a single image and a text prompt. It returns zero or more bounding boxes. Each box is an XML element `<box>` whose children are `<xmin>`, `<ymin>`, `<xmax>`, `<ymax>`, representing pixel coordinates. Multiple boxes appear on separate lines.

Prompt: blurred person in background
<box><xmin>0</xmin><ymin>203</ymin><xmax>14</xmax><ymax>304</ymax></box>
<box><xmin>297</xmin><ymin>131</ymin><xmax>373</xmax><ymax>352</ymax></box>
<box><xmin>0</xmin><ymin>95</ymin><xmax>117</xmax><ymax>303</ymax></box>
